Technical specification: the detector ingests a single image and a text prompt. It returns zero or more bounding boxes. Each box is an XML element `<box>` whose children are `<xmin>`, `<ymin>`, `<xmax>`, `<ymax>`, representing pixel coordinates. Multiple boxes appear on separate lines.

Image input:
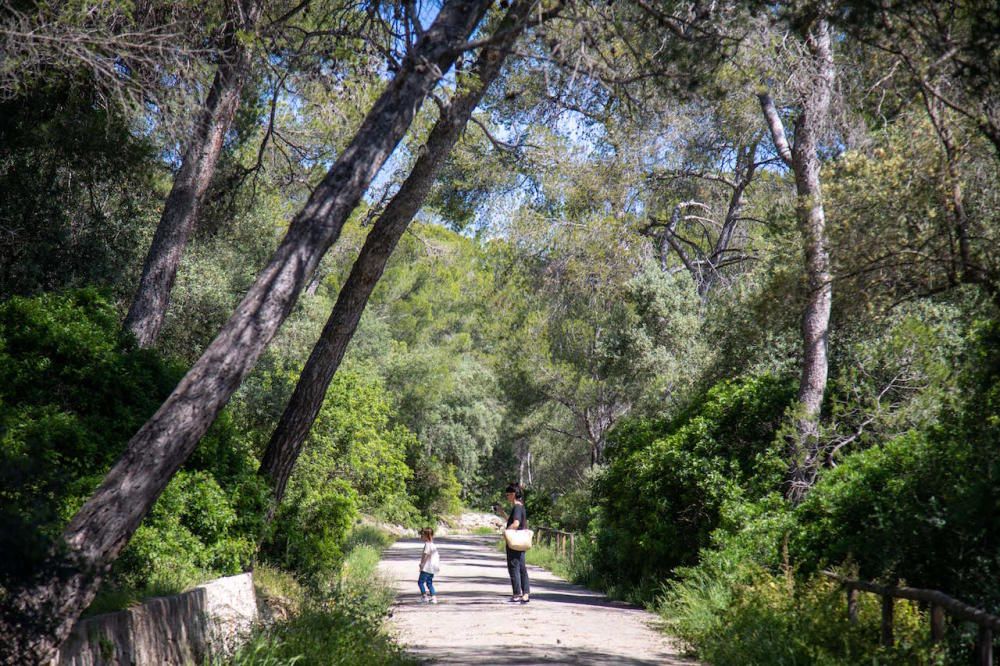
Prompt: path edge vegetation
<box><xmin>2</xmin><ymin>1</ymin><xmax>1000</xmax><ymax>665</ymax></box>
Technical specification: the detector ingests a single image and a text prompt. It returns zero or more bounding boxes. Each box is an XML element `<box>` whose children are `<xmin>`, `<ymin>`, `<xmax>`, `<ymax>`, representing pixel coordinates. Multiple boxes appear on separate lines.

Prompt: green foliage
<box><xmin>116</xmin><ymin>470</ymin><xmax>261</xmax><ymax>589</ymax></box>
<box><xmin>826</xmin><ymin>114</ymin><xmax>1000</xmax><ymax>311</ymax></box>
<box><xmin>257</xmin><ymin>366</ymin><xmax>421</xmax><ymax>574</ymax></box>
<box><xmin>0</xmin><ymin>290</ymin><xmax>266</xmax><ymax>593</ymax></box>
<box><xmin>0</xmin><ymin>81</ymin><xmax>160</xmax><ymax>299</ymax></box>
<box><xmin>641</xmin><ymin>315</ymin><xmax>1000</xmax><ymax>664</ymax></box>
<box><xmin>253</xmin><ymin>565</ymin><xmax>305</xmax><ymax>616</ymax></box>
<box><xmin>228</xmin><ymin>531</ymin><xmax>411</xmax><ymax>666</ymax></box>
<box><xmin>591</xmin><ymin>374</ymin><xmax>796</xmax><ymax>593</ymax></box>
<box><xmin>407</xmin><ymin>451</ymin><xmax>463</xmax><ymax>521</ymax></box>
<box><xmin>264</xmin><ymin>479</ymin><xmax>358</xmax><ymax>580</ymax></box>
<box><xmin>298</xmin><ymin>369</ymin><xmax>416</xmax><ymax>519</ymax></box>
<box><xmin>343</xmin><ymin>525</ymin><xmax>394</xmax><ymax>553</ymax></box>
<box><xmin>547</xmin><ymin>484</ymin><xmax>597</xmax><ymax>534</ymax></box>
<box><xmin>370</xmin><ymin>226</ymin><xmax>503</xmax><ymax>492</ymax></box>
<box><xmin>661</xmin><ymin>568</ymin><xmax>938</xmax><ymax>665</ymax></box>
<box><xmin>787</xmin><ymin>319</ymin><xmax>999</xmax><ymax>611</ymax></box>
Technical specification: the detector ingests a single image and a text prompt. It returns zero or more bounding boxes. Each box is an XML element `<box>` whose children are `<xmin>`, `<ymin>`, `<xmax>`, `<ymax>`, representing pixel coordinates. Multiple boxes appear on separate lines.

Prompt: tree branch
<box><xmin>758</xmin><ymin>92</ymin><xmax>794</xmax><ymax>167</ymax></box>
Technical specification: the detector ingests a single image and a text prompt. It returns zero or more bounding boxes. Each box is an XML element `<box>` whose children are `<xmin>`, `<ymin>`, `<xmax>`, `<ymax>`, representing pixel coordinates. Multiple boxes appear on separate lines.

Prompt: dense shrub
<box><xmin>662</xmin><ymin>567</ymin><xmax>936</xmax><ymax>665</ymax></box>
<box><xmin>795</xmin><ymin>321</ymin><xmax>1000</xmax><ymax>608</ymax></box>
<box><xmin>407</xmin><ymin>451</ymin><xmax>463</xmax><ymax>520</ymax></box>
<box><xmin>650</xmin><ymin>318</ymin><xmax>1000</xmax><ymax>664</ymax></box>
<box><xmin>591</xmin><ymin>374</ymin><xmax>795</xmax><ymax>593</ymax></box>
<box><xmin>0</xmin><ymin>81</ymin><xmax>161</xmax><ymax>299</ymax></box>
<box><xmin>230</xmin><ymin>529</ymin><xmax>411</xmax><ymax>666</ymax></box>
<box><xmin>0</xmin><ymin>290</ymin><xmax>267</xmax><ymax>593</ymax></box>
<box><xmin>297</xmin><ymin>369</ymin><xmax>415</xmax><ymax>515</ymax></box>
<box><xmin>263</xmin><ymin>479</ymin><xmax>359</xmax><ymax>579</ymax></box>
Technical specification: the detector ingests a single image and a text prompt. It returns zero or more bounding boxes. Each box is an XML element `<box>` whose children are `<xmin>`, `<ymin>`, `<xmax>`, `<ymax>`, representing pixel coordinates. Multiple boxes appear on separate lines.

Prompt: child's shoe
<box><xmin>429</xmin><ymin>596</ymin><xmax>438</xmax><ymax>604</ymax></box>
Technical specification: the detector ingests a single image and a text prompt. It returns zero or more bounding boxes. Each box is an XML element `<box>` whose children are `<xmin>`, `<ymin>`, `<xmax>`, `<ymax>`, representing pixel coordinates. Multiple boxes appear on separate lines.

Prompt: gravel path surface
<box><xmin>379</xmin><ymin>535</ymin><xmax>697</xmax><ymax>665</ymax></box>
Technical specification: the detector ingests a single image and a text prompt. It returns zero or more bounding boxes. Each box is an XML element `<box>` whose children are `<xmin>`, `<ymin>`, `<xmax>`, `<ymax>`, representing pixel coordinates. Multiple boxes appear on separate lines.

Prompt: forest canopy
<box><xmin>1</xmin><ymin>0</ymin><xmax>999</xmax><ymax>663</ymax></box>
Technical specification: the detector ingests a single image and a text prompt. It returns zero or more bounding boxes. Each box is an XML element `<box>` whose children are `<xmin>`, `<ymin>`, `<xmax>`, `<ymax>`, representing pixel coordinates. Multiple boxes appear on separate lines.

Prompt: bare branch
<box><xmin>757</xmin><ymin>92</ymin><xmax>794</xmax><ymax>167</ymax></box>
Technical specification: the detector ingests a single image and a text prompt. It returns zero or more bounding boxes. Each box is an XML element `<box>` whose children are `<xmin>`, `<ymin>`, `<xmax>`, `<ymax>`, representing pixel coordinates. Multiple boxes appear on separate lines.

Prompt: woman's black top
<box><xmin>506</xmin><ymin>503</ymin><xmax>527</xmax><ymax>530</ymax></box>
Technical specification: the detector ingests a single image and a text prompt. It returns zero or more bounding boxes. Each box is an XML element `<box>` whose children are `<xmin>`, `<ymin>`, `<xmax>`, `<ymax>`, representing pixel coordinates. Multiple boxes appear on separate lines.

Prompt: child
<box><xmin>418</xmin><ymin>527</ymin><xmax>440</xmax><ymax>604</ymax></box>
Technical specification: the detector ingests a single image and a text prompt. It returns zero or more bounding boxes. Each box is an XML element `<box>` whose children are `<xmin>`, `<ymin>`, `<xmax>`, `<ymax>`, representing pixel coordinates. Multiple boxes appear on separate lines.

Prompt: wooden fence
<box><xmin>824</xmin><ymin>571</ymin><xmax>999</xmax><ymax>665</ymax></box>
<box><xmin>534</xmin><ymin>527</ymin><xmax>576</xmax><ymax>563</ymax></box>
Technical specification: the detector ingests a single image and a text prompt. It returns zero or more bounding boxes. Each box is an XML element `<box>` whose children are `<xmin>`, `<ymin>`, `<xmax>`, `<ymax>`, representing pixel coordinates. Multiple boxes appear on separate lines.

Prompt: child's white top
<box><xmin>421</xmin><ymin>541</ymin><xmax>440</xmax><ymax>574</ymax></box>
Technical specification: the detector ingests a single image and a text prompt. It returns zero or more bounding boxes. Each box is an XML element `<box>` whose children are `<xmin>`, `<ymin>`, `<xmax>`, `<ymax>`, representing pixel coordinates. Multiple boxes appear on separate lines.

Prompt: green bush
<box><xmin>343</xmin><ymin>525</ymin><xmax>394</xmax><ymax>554</ymax></box>
<box><xmin>795</xmin><ymin>319</ymin><xmax>1000</xmax><ymax>608</ymax></box>
<box><xmin>662</xmin><ymin>568</ymin><xmax>938</xmax><ymax>665</ymax></box>
<box><xmin>0</xmin><ymin>290</ymin><xmax>267</xmax><ymax>595</ymax></box>
<box><xmin>303</xmin><ymin>370</ymin><xmax>415</xmax><ymax>516</ymax></box>
<box><xmin>653</xmin><ymin>318</ymin><xmax>1000</xmax><ymax>664</ymax></box>
<box><xmin>228</xmin><ymin>601</ymin><xmax>412</xmax><ymax>666</ymax></box>
<box><xmin>591</xmin><ymin>374</ymin><xmax>795</xmax><ymax>594</ymax></box>
<box><xmin>264</xmin><ymin>479</ymin><xmax>359</xmax><ymax>579</ymax></box>
<box><xmin>407</xmin><ymin>452</ymin><xmax>463</xmax><ymax>521</ymax></box>
<box><xmin>549</xmin><ymin>483</ymin><xmax>597</xmax><ymax>533</ymax></box>
<box><xmin>229</xmin><ymin>532</ymin><xmax>410</xmax><ymax>666</ymax></box>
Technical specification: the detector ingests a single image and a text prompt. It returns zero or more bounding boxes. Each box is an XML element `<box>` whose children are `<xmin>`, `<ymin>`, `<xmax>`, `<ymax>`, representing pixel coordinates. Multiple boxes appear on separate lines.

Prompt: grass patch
<box><xmin>525</xmin><ymin>541</ymin><xmax>577</xmax><ymax>581</ymax></box>
<box><xmin>227</xmin><ymin>600</ymin><xmax>413</xmax><ymax>666</ymax></box>
<box><xmin>659</xmin><ymin>568</ymin><xmax>945</xmax><ymax>665</ymax></box>
<box><xmin>226</xmin><ymin>527</ymin><xmax>410</xmax><ymax>665</ymax></box>
<box><xmin>470</xmin><ymin>526</ymin><xmax>497</xmax><ymax>536</ymax></box>
<box><xmin>344</xmin><ymin>524</ymin><xmax>394</xmax><ymax>553</ymax></box>
<box><xmin>253</xmin><ymin>565</ymin><xmax>305</xmax><ymax>618</ymax></box>
<box><xmin>83</xmin><ymin>570</ymin><xmax>209</xmax><ymax>617</ymax></box>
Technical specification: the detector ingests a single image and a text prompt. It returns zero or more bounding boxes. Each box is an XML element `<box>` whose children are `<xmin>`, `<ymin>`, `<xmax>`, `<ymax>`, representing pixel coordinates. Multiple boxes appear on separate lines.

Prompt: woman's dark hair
<box><xmin>505</xmin><ymin>483</ymin><xmax>524</xmax><ymax>500</ymax></box>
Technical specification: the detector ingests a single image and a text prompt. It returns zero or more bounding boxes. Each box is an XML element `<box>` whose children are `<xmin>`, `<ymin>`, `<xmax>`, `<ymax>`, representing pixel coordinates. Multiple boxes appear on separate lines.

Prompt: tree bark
<box><xmin>259</xmin><ymin>0</ymin><xmax>538</xmax><ymax>507</ymax></box>
<box><xmin>123</xmin><ymin>0</ymin><xmax>263</xmax><ymax>348</ymax></box>
<box><xmin>920</xmin><ymin>88</ymin><xmax>980</xmax><ymax>286</ymax></box>
<box><xmin>0</xmin><ymin>3</ymin><xmax>489</xmax><ymax>662</ymax></box>
<box><xmin>759</xmin><ymin>17</ymin><xmax>834</xmax><ymax>503</ymax></box>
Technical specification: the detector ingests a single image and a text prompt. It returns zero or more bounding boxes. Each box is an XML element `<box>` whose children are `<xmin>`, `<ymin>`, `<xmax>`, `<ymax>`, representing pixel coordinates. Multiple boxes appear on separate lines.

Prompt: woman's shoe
<box><xmin>507</xmin><ymin>595</ymin><xmax>522</xmax><ymax>603</ymax></box>
<box><xmin>520</xmin><ymin>595</ymin><xmax>530</xmax><ymax>603</ymax></box>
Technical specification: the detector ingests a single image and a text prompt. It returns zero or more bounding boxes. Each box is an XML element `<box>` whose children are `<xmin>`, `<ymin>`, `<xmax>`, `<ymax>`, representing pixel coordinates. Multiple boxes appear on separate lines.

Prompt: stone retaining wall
<box><xmin>52</xmin><ymin>573</ymin><xmax>257</xmax><ymax>665</ymax></box>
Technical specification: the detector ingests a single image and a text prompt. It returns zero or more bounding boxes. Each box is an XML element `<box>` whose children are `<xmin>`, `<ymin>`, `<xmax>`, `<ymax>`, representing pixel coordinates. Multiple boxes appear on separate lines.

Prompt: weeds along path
<box><xmin>379</xmin><ymin>535</ymin><xmax>696</xmax><ymax>665</ymax></box>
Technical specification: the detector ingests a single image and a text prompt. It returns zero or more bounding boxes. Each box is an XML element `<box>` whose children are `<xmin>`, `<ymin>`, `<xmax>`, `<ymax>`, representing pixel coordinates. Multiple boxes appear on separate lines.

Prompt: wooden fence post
<box><xmin>977</xmin><ymin>625</ymin><xmax>993</xmax><ymax>666</ymax></box>
<box><xmin>930</xmin><ymin>604</ymin><xmax>945</xmax><ymax>643</ymax></box>
<box><xmin>881</xmin><ymin>595</ymin><xmax>894</xmax><ymax>647</ymax></box>
<box><xmin>570</xmin><ymin>533</ymin><xmax>575</xmax><ymax>563</ymax></box>
<box><xmin>847</xmin><ymin>588</ymin><xmax>858</xmax><ymax>623</ymax></box>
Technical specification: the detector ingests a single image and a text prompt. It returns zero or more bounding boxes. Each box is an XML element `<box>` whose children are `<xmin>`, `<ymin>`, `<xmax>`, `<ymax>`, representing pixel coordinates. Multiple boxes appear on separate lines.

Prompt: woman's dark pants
<box><xmin>506</xmin><ymin>546</ymin><xmax>530</xmax><ymax>596</ymax></box>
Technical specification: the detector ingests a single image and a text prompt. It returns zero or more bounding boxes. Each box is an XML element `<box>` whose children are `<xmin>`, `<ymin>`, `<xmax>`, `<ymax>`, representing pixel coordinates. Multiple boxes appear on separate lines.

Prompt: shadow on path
<box><xmin>379</xmin><ymin>535</ymin><xmax>698</xmax><ymax>665</ymax></box>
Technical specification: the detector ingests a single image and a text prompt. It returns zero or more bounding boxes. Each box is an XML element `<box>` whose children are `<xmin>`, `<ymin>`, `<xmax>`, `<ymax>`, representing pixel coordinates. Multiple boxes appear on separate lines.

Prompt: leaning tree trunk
<box><xmin>123</xmin><ymin>0</ymin><xmax>263</xmax><ymax>348</ymax></box>
<box><xmin>0</xmin><ymin>3</ymin><xmax>489</xmax><ymax>662</ymax></box>
<box><xmin>759</xmin><ymin>17</ymin><xmax>834</xmax><ymax>504</ymax></box>
<box><xmin>259</xmin><ymin>0</ymin><xmax>539</xmax><ymax>507</ymax></box>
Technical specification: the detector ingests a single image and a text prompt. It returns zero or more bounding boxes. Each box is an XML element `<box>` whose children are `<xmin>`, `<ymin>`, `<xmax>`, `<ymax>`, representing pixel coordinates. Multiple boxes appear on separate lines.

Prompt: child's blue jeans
<box><xmin>418</xmin><ymin>571</ymin><xmax>436</xmax><ymax>596</ymax></box>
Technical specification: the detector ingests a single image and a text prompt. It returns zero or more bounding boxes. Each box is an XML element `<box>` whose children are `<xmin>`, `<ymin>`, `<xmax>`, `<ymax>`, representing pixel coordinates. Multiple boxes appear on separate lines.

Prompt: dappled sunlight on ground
<box><xmin>379</xmin><ymin>535</ymin><xmax>697</xmax><ymax>665</ymax></box>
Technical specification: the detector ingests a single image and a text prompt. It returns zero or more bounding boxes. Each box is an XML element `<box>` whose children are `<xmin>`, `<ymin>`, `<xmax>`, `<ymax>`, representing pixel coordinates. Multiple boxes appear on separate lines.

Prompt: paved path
<box><xmin>378</xmin><ymin>535</ymin><xmax>696</xmax><ymax>665</ymax></box>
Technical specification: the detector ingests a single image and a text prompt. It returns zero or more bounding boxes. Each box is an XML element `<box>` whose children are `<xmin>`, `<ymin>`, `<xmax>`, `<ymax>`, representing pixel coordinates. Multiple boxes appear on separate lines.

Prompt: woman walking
<box><xmin>504</xmin><ymin>483</ymin><xmax>530</xmax><ymax>603</ymax></box>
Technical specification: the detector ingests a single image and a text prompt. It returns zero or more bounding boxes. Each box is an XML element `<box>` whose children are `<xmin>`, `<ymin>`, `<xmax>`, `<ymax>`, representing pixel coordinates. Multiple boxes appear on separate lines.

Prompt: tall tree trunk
<box><xmin>759</xmin><ymin>17</ymin><xmax>834</xmax><ymax>504</ymax></box>
<box><xmin>0</xmin><ymin>3</ymin><xmax>489</xmax><ymax>662</ymax></box>
<box><xmin>259</xmin><ymin>0</ymin><xmax>538</xmax><ymax>507</ymax></box>
<box><xmin>124</xmin><ymin>0</ymin><xmax>263</xmax><ymax>347</ymax></box>
<box><xmin>921</xmin><ymin>89</ymin><xmax>977</xmax><ymax>283</ymax></box>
